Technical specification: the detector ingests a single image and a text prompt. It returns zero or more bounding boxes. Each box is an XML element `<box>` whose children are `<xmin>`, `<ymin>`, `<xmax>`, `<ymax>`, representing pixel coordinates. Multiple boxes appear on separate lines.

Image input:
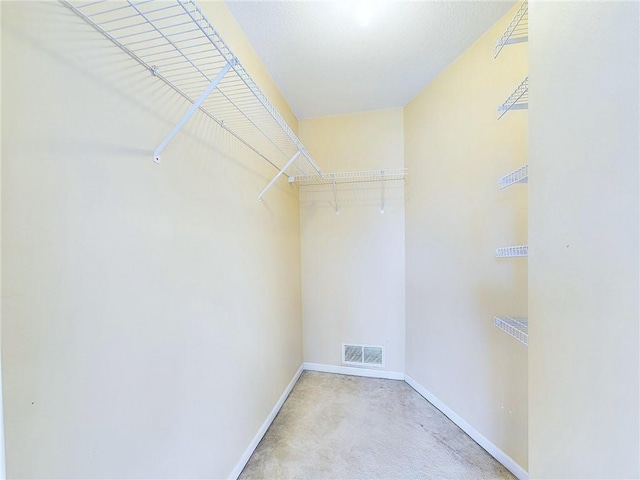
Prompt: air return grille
<box><xmin>342</xmin><ymin>344</ymin><xmax>384</xmax><ymax>367</ymax></box>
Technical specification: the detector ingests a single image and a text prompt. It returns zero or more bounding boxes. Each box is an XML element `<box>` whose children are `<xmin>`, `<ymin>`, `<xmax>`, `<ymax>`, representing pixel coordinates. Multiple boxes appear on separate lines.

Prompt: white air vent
<box><xmin>342</xmin><ymin>344</ymin><xmax>384</xmax><ymax>368</ymax></box>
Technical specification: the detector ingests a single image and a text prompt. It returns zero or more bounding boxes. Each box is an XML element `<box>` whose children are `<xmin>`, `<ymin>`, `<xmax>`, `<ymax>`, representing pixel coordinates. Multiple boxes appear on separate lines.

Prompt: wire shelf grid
<box><xmin>497</xmin><ymin>76</ymin><xmax>528</xmax><ymax>119</ymax></box>
<box><xmin>62</xmin><ymin>0</ymin><xmax>322</xmax><ymax>178</ymax></box>
<box><xmin>494</xmin><ymin>316</ymin><xmax>528</xmax><ymax>345</ymax></box>
<box><xmin>496</xmin><ymin>245</ymin><xmax>528</xmax><ymax>257</ymax></box>
<box><xmin>290</xmin><ymin>168</ymin><xmax>408</xmax><ymax>187</ymax></box>
<box><xmin>499</xmin><ymin>164</ymin><xmax>528</xmax><ymax>189</ymax></box>
<box><xmin>292</xmin><ymin>168</ymin><xmax>407</xmax><ymax>216</ymax></box>
<box><xmin>494</xmin><ymin>0</ymin><xmax>528</xmax><ymax>58</ymax></box>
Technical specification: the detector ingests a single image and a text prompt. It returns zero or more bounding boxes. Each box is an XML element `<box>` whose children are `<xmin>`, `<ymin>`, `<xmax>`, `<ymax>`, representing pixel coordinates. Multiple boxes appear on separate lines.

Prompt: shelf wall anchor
<box><xmin>258</xmin><ymin>150</ymin><xmax>302</xmax><ymax>201</ymax></box>
<box><xmin>152</xmin><ymin>60</ymin><xmax>234</xmax><ymax>164</ymax></box>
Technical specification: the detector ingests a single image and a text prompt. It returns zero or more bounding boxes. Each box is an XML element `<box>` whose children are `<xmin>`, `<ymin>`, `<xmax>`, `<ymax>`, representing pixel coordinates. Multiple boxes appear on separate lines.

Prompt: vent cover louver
<box><xmin>342</xmin><ymin>344</ymin><xmax>384</xmax><ymax>368</ymax></box>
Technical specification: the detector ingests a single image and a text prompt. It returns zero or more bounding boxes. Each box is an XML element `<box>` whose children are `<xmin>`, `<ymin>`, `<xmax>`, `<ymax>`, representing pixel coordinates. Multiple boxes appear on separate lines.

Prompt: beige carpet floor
<box><xmin>240</xmin><ymin>371</ymin><xmax>516</xmax><ymax>479</ymax></box>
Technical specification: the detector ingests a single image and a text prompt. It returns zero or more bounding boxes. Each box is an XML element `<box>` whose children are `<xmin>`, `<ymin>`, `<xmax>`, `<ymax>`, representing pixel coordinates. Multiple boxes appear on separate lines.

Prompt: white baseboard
<box><xmin>228</xmin><ymin>364</ymin><xmax>304</xmax><ymax>480</ymax></box>
<box><xmin>404</xmin><ymin>374</ymin><xmax>528</xmax><ymax>480</ymax></box>
<box><xmin>303</xmin><ymin>362</ymin><xmax>405</xmax><ymax>380</ymax></box>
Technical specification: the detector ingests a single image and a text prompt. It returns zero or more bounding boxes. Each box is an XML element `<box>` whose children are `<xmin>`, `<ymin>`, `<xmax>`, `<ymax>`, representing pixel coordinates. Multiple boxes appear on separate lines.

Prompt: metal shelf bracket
<box><xmin>153</xmin><ymin>60</ymin><xmax>235</xmax><ymax>164</ymax></box>
<box><xmin>258</xmin><ymin>150</ymin><xmax>301</xmax><ymax>201</ymax></box>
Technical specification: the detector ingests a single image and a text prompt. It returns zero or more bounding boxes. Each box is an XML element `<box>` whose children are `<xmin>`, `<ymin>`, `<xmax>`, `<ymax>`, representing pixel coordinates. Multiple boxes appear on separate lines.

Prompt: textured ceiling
<box><xmin>226</xmin><ymin>1</ymin><xmax>515</xmax><ymax>119</ymax></box>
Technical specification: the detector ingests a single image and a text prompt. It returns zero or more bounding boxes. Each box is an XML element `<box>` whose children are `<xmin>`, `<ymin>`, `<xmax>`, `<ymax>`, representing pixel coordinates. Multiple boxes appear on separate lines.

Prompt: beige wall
<box><xmin>528</xmin><ymin>2</ymin><xmax>639</xmax><ymax>478</ymax></box>
<box><xmin>0</xmin><ymin>2</ymin><xmax>5</xmax><ymax>475</ymax></box>
<box><xmin>404</xmin><ymin>3</ymin><xmax>528</xmax><ymax>472</ymax></box>
<box><xmin>1</xmin><ymin>2</ymin><xmax>302</xmax><ymax>478</ymax></box>
<box><xmin>299</xmin><ymin>109</ymin><xmax>405</xmax><ymax>373</ymax></box>
<box><xmin>4</xmin><ymin>2</ymin><xmax>639</xmax><ymax>479</ymax></box>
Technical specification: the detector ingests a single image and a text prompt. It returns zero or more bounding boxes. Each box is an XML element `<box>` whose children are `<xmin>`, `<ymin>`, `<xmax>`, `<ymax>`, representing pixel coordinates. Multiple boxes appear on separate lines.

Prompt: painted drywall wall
<box><xmin>404</xmin><ymin>3</ymin><xmax>528</xmax><ymax>472</ymax></box>
<box><xmin>1</xmin><ymin>2</ymin><xmax>303</xmax><ymax>478</ymax></box>
<box><xmin>528</xmin><ymin>2</ymin><xmax>639</xmax><ymax>478</ymax></box>
<box><xmin>299</xmin><ymin>109</ymin><xmax>405</xmax><ymax>374</ymax></box>
<box><xmin>0</xmin><ymin>3</ymin><xmax>5</xmax><ymax>477</ymax></box>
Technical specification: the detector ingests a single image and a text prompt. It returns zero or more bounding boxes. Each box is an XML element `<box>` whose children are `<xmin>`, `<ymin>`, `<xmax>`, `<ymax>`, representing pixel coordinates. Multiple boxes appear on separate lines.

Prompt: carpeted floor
<box><xmin>240</xmin><ymin>371</ymin><xmax>515</xmax><ymax>479</ymax></box>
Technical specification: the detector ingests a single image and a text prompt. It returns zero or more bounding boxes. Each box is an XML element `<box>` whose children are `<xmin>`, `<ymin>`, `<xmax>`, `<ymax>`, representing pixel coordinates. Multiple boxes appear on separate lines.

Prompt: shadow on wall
<box><xmin>12</xmin><ymin>2</ymin><xmax>297</xmax><ymax>201</ymax></box>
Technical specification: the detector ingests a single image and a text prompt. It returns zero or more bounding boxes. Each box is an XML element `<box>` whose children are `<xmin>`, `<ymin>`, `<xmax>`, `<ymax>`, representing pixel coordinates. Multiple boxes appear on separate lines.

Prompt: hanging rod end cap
<box><xmin>153</xmin><ymin>155</ymin><xmax>161</xmax><ymax>164</ymax></box>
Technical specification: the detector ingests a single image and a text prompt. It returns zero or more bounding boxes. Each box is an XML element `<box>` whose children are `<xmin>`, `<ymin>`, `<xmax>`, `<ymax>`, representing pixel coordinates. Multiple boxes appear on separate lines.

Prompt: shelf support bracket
<box><xmin>153</xmin><ymin>60</ymin><xmax>234</xmax><ymax>164</ymax></box>
<box><xmin>332</xmin><ymin>173</ymin><xmax>340</xmax><ymax>215</ymax></box>
<box><xmin>258</xmin><ymin>150</ymin><xmax>301</xmax><ymax>201</ymax></box>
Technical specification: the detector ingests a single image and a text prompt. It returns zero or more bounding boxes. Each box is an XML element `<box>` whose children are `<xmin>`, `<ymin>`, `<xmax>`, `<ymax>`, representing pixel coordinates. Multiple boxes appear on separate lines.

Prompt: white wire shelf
<box><xmin>497</xmin><ymin>76</ymin><xmax>528</xmax><ymax>119</ymax></box>
<box><xmin>494</xmin><ymin>316</ymin><xmax>528</xmax><ymax>345</ymax></box>
<box><xmin>494</xmin><ymin>0</ymin><xmax>528</xmax><ymax>58</ymax></box>
<box><xmin>499</xmin><ymin>164</ymin><xmax>528</xmax><ymax>189</ymax></box>
<box><xmin>496</xmin><ymin>245</ymin><xmax>528</xmax><ymax>257</ymax></box>
<box><xmin>62</xmin><ymin>0</ymin><xmax>323</xmax><ymax>197</ymax></box>
<box><xmin>291</xmin><ymin>168</ymin><xmax>407</xmax><ymax>216</ymax></box>
<box><xmin>289</xmin><ymin>168</ymin><xmax>407</xmax><ymax>187</ymax></box>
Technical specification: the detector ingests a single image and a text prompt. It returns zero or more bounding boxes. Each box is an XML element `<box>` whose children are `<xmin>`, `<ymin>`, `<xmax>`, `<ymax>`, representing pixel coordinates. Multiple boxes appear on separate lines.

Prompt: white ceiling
<box><xmin>226</xmin><ymin>1</ymin><xmax>516</xmax><ymax>119</ymax></box>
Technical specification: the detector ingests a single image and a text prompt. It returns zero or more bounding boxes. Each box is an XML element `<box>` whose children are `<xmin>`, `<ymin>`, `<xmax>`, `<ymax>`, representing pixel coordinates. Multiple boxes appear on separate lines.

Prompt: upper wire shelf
<box><xmin>494</xmin><ymin>316</ymin><xmax>528</xmax><ymax>346</ymax></box>
<box><xmin>292</xmin><ymin>168</ymin><xmax>407</xmax><ymax>216</ymax></box>
<box><xmin>498</xmin><ymin>76</ymin><xmax>528</xmax><ymax>119</ymax></box>
<box><xmin>499</xmin><ymin>164</ymin><xmax>528</xmax><ymax>189</ymax></box>
<box><xmin>494</xmin><ymin>0</ymin><xmax>528</xmax><ymax>58</ymax></box>
<box><xmin>61</xmin><ymin>0</ymin><xmax>323</xmax><ymax>184</ymax></box>
<box><xmin>290</xmin><ymin>168</ymin><xmax>408</xmax><ymax>187</ymax></box>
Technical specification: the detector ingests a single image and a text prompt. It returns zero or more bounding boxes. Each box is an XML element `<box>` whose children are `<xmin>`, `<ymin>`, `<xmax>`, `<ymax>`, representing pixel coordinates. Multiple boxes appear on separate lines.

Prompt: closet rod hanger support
<box><xmin>258</xmin><ymin>150</ymin><xmax>302</xmax><ymax>201</ymax></box>
<box><xmin>152</xmin><ymin>59</ymin><xmax>236</xmax><ymax>164</ymax></box>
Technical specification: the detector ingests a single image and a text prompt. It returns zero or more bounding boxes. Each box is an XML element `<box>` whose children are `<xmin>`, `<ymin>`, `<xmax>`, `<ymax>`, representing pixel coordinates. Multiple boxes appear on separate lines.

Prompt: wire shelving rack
<box><xmin>496</xmin><ymin>245</ymin><xmax>528</xmax><ymax>257</ymax></box>
<box><xmin>292</xmin><ymin>168</ymin><xmax>407</xmax><ymax>215</ymax></box>
<box><xmin>290</xmin><ymin>168</ymin><xmax>407</xmax><ymax>186</ymax></box>
<box><xmin>61</xmin><ymin>0</ymin><xmax>323</xmax><ymax>199</ymax></box>
<box><xmin>494</xmin><ymin>0</ymin><xmax>528</xmax><ymax>58</ymax></box>
<box><xmin>498</xmin><ymin>76</ymin><xmax>528</xmax><ymax>119</ymax></box>
<box><xmin>499</xmin><ymin>164</ymin><xmax>528</xmax><ymax>189</ymax></box>
<box><xmin>494</xmin><ymin>316</ymin><xmax>528</xmax><ymax>345</ymax></box>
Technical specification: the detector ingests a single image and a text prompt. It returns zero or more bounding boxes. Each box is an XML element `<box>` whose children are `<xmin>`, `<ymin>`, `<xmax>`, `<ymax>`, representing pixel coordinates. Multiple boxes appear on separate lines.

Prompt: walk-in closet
<box><xmin>1</xmin><ymin>1</ymin><xmax>638</xmax><ymax>479</ymax></box>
